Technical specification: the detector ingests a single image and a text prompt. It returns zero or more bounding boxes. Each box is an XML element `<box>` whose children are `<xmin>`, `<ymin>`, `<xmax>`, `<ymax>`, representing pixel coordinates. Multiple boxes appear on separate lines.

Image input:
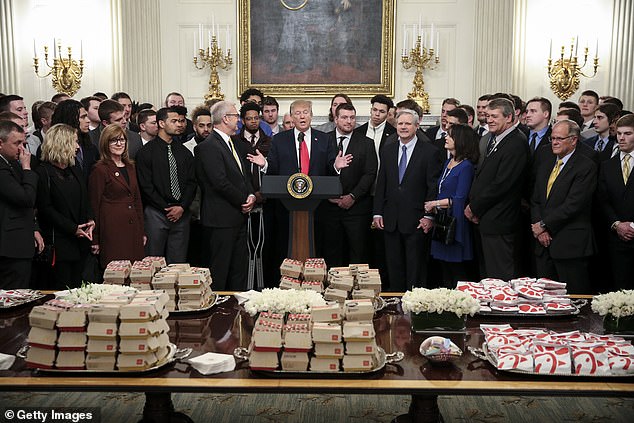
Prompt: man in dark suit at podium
<box><xmin>195</xmin><ymin>101</ymin><xmax>256</xmax><ymax>291</ymax></box>
<box><xmin>373</xmin><ymin>109</ymin><xmax>442</xmax><ymax>290</ymax></box>
<box><xmin>247</xmin><ymin>100</ymin><xmax>353</xmax><ymax>265</ymax></box>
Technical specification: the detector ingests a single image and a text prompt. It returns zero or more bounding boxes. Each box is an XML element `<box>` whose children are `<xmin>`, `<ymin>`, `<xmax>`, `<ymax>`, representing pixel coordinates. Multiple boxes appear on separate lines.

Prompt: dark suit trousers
<box><xmin>316</xmin><ymin>202</ymin><xmax>370</xmax><ymax>267</ymax></box>
<box><xmin>536</xmin><ymin>251</ymin><xmax>590</xmax><ymax>294</ymax></box>
<box><xmin>608</xmin><ymin>234</ymin><xmax>634</xmax><ymax>290</ymax></box>
<box><xmin>0</xmin><ymin>257</ymin><xmax>32</xmax><ymax>289</ymax></box>
<box><xmin>204</xmin><ymin>224</ymin><xmax>248</xmax><ymax>291</ymax></box>
<box><xmin>480</xmin><ymin>233</ymin><xmax>516</xmax><ymax>281</ymax></box>
<box><xmin>144</xmin><ymin>206</ymin><xmax>190</xmax><ymax>265</ymax></box>
<box><xmin>384</xmin><ymin>229</ymin><xmax>427</xmax><ymax>291</ymax></box>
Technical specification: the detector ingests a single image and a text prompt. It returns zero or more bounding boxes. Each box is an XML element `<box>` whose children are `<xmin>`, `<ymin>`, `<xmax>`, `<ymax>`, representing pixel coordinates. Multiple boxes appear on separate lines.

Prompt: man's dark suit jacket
<box><xmin>266</xmin><ymin>128</ymin><xmax>336</xmax><ymax>176</ymax></box>
<box><xmin>373</xmin><ymin>138</ymin><xmax>442</xmax><ymax>234</ymax></box>
<box><xmin>233</xmin><ymin>128</ymin><xmax>272</xmax><ymax>194</ymax></box>
<box><xmin>531</xmin><ymin>149</ymin><xmax>597</xmax><ymax>259</ymax></box>
<box><xmin>597</xmin><ymin>153</ymin><xmax>634</xmax><ymax>229</ymax></box>
<box><xmin>353</xmin><ymin>122</ymin><xmax>396</xmax><ymax>159</ymax></box>
<box><xmin>424</xmin><ymin>125</ymin><xmax>447</xmax><ymax>152</ymax></box>
<box><xmin>0</xmin><ymin>159</ymin><xmax>37</xmax><ymax>259</ymax></box>
<box><xmin>89</xmin><ymin>125</ymin><xmax>143</xmax><ymax>159</ymax></box>
<box><xmin>195</xmin><ymin>131</ymin><xmax>254</xmax><ymax>228</ymax></box>
<box><xmin>583</xmin><ymin>135</ymin><xmax>616</xmax><ymax>162</ymax></box>
<box><xmin>469</xmin><ymin>128</ymin><xmax>529</xmax><ymax>235</ymax></box>
<box><xmin>331</xmin><ymin>131</ymin><xmax>377</xmax><ymax>216</ymax></box>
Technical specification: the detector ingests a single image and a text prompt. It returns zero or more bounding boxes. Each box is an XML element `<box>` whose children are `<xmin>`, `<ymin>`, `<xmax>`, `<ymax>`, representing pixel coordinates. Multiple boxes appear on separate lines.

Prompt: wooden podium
<box><xmin>261</xmin><ymin>175</ymin><xmax>341</xmax><ymax>261</ymax></box>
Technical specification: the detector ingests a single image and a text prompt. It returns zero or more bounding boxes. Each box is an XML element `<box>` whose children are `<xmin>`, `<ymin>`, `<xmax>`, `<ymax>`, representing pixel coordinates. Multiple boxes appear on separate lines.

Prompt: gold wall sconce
<box><xmin>33</xmin><ymin>39</ymin><xmax>84</xmax><ymax>97</ymax></box>
<box><xmin>401</xmin><ymin>21</ymin><xmax>439</xmax><ymax>114</ymax></box>
<box><xmin>547</xmin><ymin>38</ymin><xmax>599</xmax><ymax>101</ymax></box>
<box><xmin>193</xmin><ymin>21</ymin><xmax>232</xmax><ymax>101</ymax></box>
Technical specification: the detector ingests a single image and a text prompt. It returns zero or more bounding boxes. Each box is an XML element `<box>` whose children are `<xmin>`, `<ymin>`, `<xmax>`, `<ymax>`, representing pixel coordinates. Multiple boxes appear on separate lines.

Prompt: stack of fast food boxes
<box><xmin>279</xmin><ymin>258</ymin><xmax>326</xmax><ymax>292</ymax></box>
<box><xmin>324</xmin><ymin>264</ymin><xmax>382</xmax><ymax>301</ymax></box>
<box><xmin>247</xmin><ymin>298</ymin><xmax>377</xmax><ymax>372</ymax></box>
<box><xmin>104</xmin><ymin>257</ymin><xmax>213</xmax><ymax>312</ymax></box>
<box><xmin>26</xmin><ymin>291</ymin><xmax>171</xmax><ymax>371</ymax></box>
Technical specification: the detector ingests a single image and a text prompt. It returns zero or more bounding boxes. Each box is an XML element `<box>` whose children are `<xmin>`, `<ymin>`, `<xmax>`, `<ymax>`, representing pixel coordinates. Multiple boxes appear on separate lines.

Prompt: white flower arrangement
<box><xmin>591</xmin><ymin>290</ymin><xmax>634</xmax><ymax>318</ymax></box>
<box><xmin>243</xmin><ymin>288</ymin><xmax>327</xmax><ymax>316</ymax></box>
<box><xmin>57</xmin><ymin>283</ymin><xmax>136</xmax><ymax>304</ymax></box>
<box><xmin>401</xmin><ymin>287</ymin><xmax>480</xmax><ymax>317</ymax></box>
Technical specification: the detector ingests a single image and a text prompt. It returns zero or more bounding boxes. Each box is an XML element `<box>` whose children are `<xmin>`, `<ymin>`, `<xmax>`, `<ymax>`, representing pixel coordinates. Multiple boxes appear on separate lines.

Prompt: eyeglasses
<box><xmin>109</xmin><ymin>137</ymin><xmax>127</xmax><ymax>145</ymax></box>
<box><xmin>225</xmin><ymin>113</ymin><xmax>240</xmax><ymax>118</ymax></box>
<box><xmin>243</xmin><ymin>116</ymin><xmax>260</xmax><ymax>122</ymax></box>
<box><xmin>551</xmin><ymin>135</ymin><xmax>573</xmax><ymax>142</ymax></box>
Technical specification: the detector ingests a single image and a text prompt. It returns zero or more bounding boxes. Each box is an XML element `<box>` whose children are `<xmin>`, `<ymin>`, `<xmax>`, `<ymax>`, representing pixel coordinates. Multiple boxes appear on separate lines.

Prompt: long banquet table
<box><xmin>1</xmin><ymin>293</ymin><xmax>633</xmax><ymax>422</ymax></box>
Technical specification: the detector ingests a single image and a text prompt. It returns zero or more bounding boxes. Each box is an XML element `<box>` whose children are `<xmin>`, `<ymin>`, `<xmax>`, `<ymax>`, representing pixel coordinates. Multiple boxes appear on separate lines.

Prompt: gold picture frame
<box><xmin>238</xmin><ymin>0</ymin><xmax>395</xmax><ymax>97</ymax></box>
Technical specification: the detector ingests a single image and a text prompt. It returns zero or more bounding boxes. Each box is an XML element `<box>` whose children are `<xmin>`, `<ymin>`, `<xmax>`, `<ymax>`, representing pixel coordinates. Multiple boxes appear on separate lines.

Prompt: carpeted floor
<box><xmin>1</xmin><ymin>391</ymin><xmax>632</xmax><ymax>422</ymax></box>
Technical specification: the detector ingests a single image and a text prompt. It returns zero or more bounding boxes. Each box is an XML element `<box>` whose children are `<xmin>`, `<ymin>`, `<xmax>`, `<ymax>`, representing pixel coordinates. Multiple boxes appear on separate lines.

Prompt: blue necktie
<box><xmin>398</xmin><ymin>145</ymin><xmax>407</xmax><ymax>184</ymax></box>
<box><xmin>595</xmin><ymin>138</ymin><xmax>604</xmax><ymax>152</ymax></box>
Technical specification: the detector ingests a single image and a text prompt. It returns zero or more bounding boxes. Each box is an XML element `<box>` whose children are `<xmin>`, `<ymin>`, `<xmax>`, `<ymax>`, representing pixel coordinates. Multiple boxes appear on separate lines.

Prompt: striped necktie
<box><xmin>167</xmin><ymin>143</ymin><xmax>181</xmax><ymax>201</ymax></box>
<box><xmin>623</xmin><ymin>153</ymin><xmax>631</xmax><ymax>185</ymax></box>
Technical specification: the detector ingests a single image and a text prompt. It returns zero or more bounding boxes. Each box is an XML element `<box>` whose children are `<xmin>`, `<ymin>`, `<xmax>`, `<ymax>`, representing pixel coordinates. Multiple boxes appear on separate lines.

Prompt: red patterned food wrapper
<box><xmin>490</xmin><ymin>286</ymin><xmax>518</xmax><ymax>302</ymax></box>
<box><xmin>486</xmin><ymin>333</ymin><xmax>522</xmax><ymax>348</ymax></box>
<box><xmin>608</xmin><ymin>356</ymin><xmax>634</xmax><ymax>375</ymax></box>
<box><xmin>497</xmin><ymin>352</ymin><xmax>534</xmax><ymax>372</ymax></box>
<box><xmin>518</xmin><ymin>303</ymin><xmax>546</xmax><ymax>314</ymax></box>
<box><xmin>517</xmin><ymin>285</ymin><xmax>544</xmax><ymax>300</ymax></box>
<box><xmin>572</xmin><ymin>345</ymin><xmax>609</xmax><ymax>375</ymax></box>
<box><xmin>480</xmin><ymin>324</ymin><xmax>513</xmax><ymax>334</ymax></box>
<box><xmin>533</xmin><ymin>343</ymin><xmax>571</xmax><ymax>374</ymax></box>
<box><xmin>490</xmin><ymin>304</ymin><xmax>519</xmax><ymax>312</ymax></box>
<box><xmin>544</xmin><ymin>302</ymin><xmax>575</xmax><ymax>312</ymax></box>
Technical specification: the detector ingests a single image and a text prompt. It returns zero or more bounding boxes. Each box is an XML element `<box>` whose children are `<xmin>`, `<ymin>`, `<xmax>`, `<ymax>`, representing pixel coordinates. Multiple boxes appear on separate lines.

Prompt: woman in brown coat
<box><xmin>89</xmin><ymin>124</ymin><xmax>145</xmax><ymax>268</ymax></box>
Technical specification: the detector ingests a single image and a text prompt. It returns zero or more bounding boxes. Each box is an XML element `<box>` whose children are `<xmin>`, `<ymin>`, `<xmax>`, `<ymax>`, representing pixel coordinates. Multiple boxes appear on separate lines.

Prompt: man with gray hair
<box><xmin>530</xmin><ymin>119</ymin><xmax>596</xmax><ymax>293</ymax></box>
<box><xmin>195</xmin><ymin>100</ymin><xmax>255</xmax><ymax>290</ymax></box>
<box><xmin>373</xmin><ymin>109</ymin><xmax>442</xmax><ymax>290</ymax></box>
<box><xmin>466</xmin><ymin>98</ymin><xmax>529</xmax><ymax>280</ymax></box>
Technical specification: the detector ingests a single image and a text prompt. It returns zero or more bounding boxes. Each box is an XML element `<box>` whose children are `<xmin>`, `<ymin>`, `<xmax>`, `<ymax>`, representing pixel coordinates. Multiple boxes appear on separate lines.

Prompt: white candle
<box><xmin>33</xmin><ymin>39</ymin><xmax>36</xmax><ymax>57</ymax></box>
<box><xmin>575</xmin><ymin>35</ymin><xmax>578</xmax><ymax>56</ymax></box>
<box><xmin>430</xmin><ymin>23</ymin><xmax>434</xmax><ymax>49</ymax></box>
<box><xmin>208</xmin><ymin>30</ymin><xmax>212</xmax><ymax>50</ymax></box>
<box><xmin>212</xmin><ymin>14</ymin><xmax>215</xmax><ymax>37</ymax></box>
<box><xmin>80</xmin><ymin>40</ymin><xmax>83</xmax><ymax>59</ymax></box>
<box><xmin>595</xmin><ymin>39</ymin><xmax>598</xmax><ymax>57</ymax></box>
<box><xmin>436</xmin><ymin>32</ymin><xmax>439</xmax><ymax>56</ymax></box>
<box><xmin>549</xmin><ymin>39</ymin><xmax>552</xmax><ymax>59</ymax></box>
<box><xmin>403</xmin><ymin>25</ymin><xmax>407</xmax><ymax>53</ymax></box>
<box><xmin>53</xmin><ymin>38</ymin><xmax>56</xmax><ymax>58</ymax></box>
<box><xmin>418</xmin><ymin>15</ymin><xmax>422</xmax><ymax>38</ymax></box>
<box><xmin>226</xmin><ymin>25</ymin><xmax>231</xmax><ymax>52</ymax></box>
<box><xmin>198</xmin><ymin>24</ymin><xmax>203</xmax><ymax>49</ymax></box>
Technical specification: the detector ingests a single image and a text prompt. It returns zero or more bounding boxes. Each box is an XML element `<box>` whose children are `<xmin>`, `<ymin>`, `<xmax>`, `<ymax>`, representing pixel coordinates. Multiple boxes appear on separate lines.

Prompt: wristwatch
<box><xmin>539</xmin><ymin>221</ymin><xmax>546</xmax><ymax>229</ymax></box>
<box><xmin>611</xmin><ymin>221</ymin><xmax>621</xmax><ymax>231</ymax></box>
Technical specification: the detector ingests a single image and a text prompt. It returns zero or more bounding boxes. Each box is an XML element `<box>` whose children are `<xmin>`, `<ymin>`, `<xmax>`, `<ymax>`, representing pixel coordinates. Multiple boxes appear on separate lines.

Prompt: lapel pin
<box><xmin>115</xmin><ymin>171</ymin><xmax>120</xmax><ymax>177</ymax></box>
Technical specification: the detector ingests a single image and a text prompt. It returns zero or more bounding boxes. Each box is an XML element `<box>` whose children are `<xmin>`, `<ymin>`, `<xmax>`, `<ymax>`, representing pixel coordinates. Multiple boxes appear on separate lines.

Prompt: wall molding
<box><xmin>0</xmin><ymin>0</ymin><xmax>18</xmax><ymax>94</ymax></box>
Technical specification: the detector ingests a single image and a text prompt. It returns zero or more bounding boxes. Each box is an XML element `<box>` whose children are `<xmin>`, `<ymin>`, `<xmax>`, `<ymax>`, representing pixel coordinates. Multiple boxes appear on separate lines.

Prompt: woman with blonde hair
<box><xmin>89</xmin><ymin>124</ymin><xmax>145</xmax><ymax>268</ymax></box>
<box><xmin>36</xmin><ymin>123</ymin><xmax>95</xmax><ymax>289</ymax></box>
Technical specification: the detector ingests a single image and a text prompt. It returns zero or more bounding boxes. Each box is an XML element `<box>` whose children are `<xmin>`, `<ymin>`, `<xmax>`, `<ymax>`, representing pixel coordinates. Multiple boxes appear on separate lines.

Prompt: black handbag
<box><xmin>432</xmin><ymin>208</ymin><xmax>456</xmax><ymax>245</ymax></box>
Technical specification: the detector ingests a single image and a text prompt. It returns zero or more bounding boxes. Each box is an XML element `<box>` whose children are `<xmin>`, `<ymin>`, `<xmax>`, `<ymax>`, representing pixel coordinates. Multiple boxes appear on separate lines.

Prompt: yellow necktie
<box><xmin>623</xmin><ymin>153</ymin><xmax>631</xmax><ymax>184</ymax></box>
<box><xmin>546</xmin><ymin>159</ymin><xmax>563</xmax><ymax>198</ymax></box>
<box><xmin>228</xmin><ymin>138</ymin><xmax>243</xmax><ymax>174</ymax></box>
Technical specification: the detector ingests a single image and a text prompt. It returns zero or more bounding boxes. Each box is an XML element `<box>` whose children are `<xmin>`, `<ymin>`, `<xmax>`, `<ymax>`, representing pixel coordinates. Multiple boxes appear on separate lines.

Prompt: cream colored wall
<box><xmin>4</xmin><ymin>0</ymin><xmax>629</xmax><ymax>118</ymax></box>
<box><xmin>9</xmin><ymin>0</ymin><xmax>116</xmax><ymax>108</ymax></box>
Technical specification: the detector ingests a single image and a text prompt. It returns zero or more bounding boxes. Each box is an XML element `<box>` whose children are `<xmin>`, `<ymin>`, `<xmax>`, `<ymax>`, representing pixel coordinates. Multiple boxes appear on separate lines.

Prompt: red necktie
<box><xmin>299</xmin><ymin>132</ymin><xmax>309</xmax><ymax>174</ymax></box>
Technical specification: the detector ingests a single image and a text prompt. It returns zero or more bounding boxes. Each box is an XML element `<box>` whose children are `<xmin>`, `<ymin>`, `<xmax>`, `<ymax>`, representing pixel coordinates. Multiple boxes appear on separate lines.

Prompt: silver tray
<box><xmin>233</xmin><ymin>346</ymin><xmax>404</xmax><ymax>376</ymax></box>
<box><xmin>476</xmin><ymin>299</ymin><xmax>586</xmax><ymax>318</ymax></box>
<box><xmin>0</xmin><ymin>290</ymin><xmax>47</xmax><ymax>310</ymax></box>
<box><xmin>373</xmin><ymin>296</ymin><xmax>400</xmax><ymax>312</ymax></box>
<box><xmin>17</xmin><ymin>343</ymin><xmax>192</xmax><ymax>374</ymax></box>
<box><xmin>468</xmin><ymin>342</ymin><xmax>634</xmax><ymax>378</ymax></box>
<box><xmin>169</xmin><ymin>293</ymin><xmax>230</xmax><ymax>316</ymax></box>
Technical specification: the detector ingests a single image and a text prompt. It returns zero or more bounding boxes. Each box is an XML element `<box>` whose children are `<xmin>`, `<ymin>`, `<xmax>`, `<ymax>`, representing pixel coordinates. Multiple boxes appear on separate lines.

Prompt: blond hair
<box><xmin>41</xmin><ymin>123</ymin><xmax>77</xmax><ymax>167</ymax></box>
<box><xmin>290</xmin><ymin>99</ymin><xmax>313</xmax><ymax>115</ymax></box>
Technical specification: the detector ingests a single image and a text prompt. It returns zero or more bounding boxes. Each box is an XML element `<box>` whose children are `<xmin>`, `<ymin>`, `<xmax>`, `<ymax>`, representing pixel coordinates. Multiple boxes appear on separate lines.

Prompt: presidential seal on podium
<box><xmin>287</xmin><ymin>173</ymin><xmax>313</xmax><ymax>199</ymax></box>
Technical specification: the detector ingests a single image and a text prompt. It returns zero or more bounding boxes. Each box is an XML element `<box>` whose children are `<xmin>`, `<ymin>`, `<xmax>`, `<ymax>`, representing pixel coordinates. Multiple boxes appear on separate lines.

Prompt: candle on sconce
<box><xmin>33</xmin><ymin>39</ymin><xmax>36</xmax><ymax>57</ymax></box>
<box><xmin>549</xmin><ymin>39</ymin><xmax>552</xmax><ymax>59</ymax></box>
<box><xmin>212</xmin><ymin>14</ymin><xmax>215</xmax><ymax>37</ymax></box>
<box><xmin>430</xmin><ymin>25</ymin><xmax>434</xmax><ymax>50</ymax></box>
<box><xmin>595</xmin><ymin>39</ymin><xmax>598</xmax><ymax>58</ymax></box>
<box><xmin>226</xmin><ymin>25</ymin><xmax>231</xmax><ymax>53</ymax></box>
<box><xmin>418</xmin><ymin>14</ymin><xmax>422</xmax><ymax>38</ymax></box>
<box><xmin>53</xmin><ymin>38</ymin><xmax>56</xmax><ymax>59</ymax></box>
<box><xmin>208</xmin><ymin>30</ymin><xmax>212</xmax><ymax>51</ymax></box>
<box><xmin>575</xmin><ymin>35</ymin><xmax>578</xmax><ymax>56</ymax></box>
<box><xmin>403</xmin><ymin>25</ymin><xmax>407</xmax><ymax>55</ymax></box>
<box><xmin>435</xmin><ymin>32</ymin><xmax>439</xmax><ymax>56</ymax></box>
<box><xmin>80</xmin><ymin>40</ymin><xmax>83</xmax><ymax>60</ymax></box>
<box><xmin>198</xmin><ymin>24</ymin><xmax>203</xmax><ymax>50</ymax></box>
